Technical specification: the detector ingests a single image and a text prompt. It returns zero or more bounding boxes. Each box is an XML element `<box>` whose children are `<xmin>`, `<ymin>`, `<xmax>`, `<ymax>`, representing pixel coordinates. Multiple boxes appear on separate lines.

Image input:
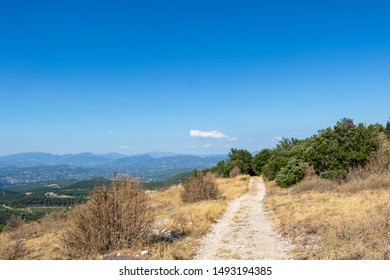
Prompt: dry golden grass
<box><xmin>264</xmin><ymin>176</ymin><xmax>390</xmax><ymax>260</ymax></box>
<box><xmin>142</xmin><ymin>175</ymin><xmax>249</xmax><ymax>260</ymax></box>
<box><xmin>0</xmin><ymin>175</ymin><xmax>249</xmax><ymax>260</ymax></box>
<box><xmin>0</xmin><ymin>212</ymin><xmax>67</xmax><ymax>260</ymax></box>
<box><xmin>264</xmin><ymin>135</ymin><xmax>390</xmax><ymax>260</ymax></box>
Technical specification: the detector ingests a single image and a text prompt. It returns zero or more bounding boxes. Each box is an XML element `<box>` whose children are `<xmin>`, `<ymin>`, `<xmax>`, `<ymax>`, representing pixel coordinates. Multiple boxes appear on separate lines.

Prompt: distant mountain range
<box><xmin>0</xmin><ymin>152</ymin><xmax>226</xmax><ymax>187</ymax></box>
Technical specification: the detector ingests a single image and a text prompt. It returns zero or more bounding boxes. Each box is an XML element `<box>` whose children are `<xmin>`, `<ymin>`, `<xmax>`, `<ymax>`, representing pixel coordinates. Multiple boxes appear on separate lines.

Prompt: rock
<box><xmin>141</xmin><ymin>250</ymin><xmax>149</xmax><ymax>256</ymax></box>
<box><xmin>154</xmin><ymin>230</ymin><xmax>180</xmax><ymax>243</ymax></box>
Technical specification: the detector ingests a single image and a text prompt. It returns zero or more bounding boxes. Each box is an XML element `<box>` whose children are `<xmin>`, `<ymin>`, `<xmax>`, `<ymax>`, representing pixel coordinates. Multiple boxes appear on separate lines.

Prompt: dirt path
<box><xmin>2</xmin><ymin>204</ymin><xmax>14</xmax><ymax>210</ymax></box>
<box><xmin>194</xmin><ymin>177</ymin><xmax>292</xmax><ymax>260</ymax></box>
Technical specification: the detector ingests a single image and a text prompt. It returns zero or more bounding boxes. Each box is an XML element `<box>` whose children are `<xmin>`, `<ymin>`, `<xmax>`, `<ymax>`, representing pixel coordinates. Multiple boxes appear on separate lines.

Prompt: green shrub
<box><xmin>262</xmin><ymin>155</ymin><xmax>289</xmax><ymax>181</ymax></box>
<box><xmin>276</xmin><ymin>158</ymin><xmax>305</xmax><ymax>188</ymax></box>
<box><xmin>385</xmin><ymin>119</ymin><xmax>390</xmax><ymax>140</ymax></box>
<box><xmin>320</xmin><ymin>170</ymin><xmax>348</xmax><ymax>181</ymax></box>
<box><xmin>227</xmin><ymin>148</ymin><xmax>254</xmax><ymax>176</ymax></box>
<box><xmin>305</xmin><ymin>119</ymin><xmax>379</xmax><ymax>176</ymax></box>
<box><xmin>252</xmin><ymin>149</ymin><xmax>272</xmax><ymax>175</ymax></box>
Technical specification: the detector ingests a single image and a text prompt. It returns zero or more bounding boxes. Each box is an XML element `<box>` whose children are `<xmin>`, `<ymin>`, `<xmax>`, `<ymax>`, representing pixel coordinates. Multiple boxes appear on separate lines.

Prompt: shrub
<box><xmin>276</xmin><ymin>158</ymin><xmax>305</xmax><ymax>188</ymax></box>
<box><xmin>229</xmin><ymin>166</ymin><xmax>241</xmax><ymax>178</ymax></box>
<box><xmin>385</xmin><ymin>119</ymin><xmax>390</xmax><ymax>140</ymax></box>
<box><xmin>0</xmin><ymin>216</ymin><xmax>26</xmax><ymax>259</ymax></box>
<box><xmin>181</xmin><ymin>170</ymin><xmax>221</xmax><ymax>203</ymax></box>
<box><xmin>320</xmin><ymin>170</ymin><xmax>347</xmax><ymax>182</ymax></box>
<box><xmin>252</xmin><ymin>148</ymin><xmax>272</xmax><ymax>175</ymax></box>
<box><xmin>4</xmin><ymin>215</ymin><xmax>24</xmax><ymax>231</ymax></box>
<box><xmin>305</xmin><ymin>120</ymin><xmax>379</xmax><ymax>176</ymax></box>
<box><xmin>63</xmin><ymin>176</ymin><xmax>154</xmax><ymax>259</ymax></box>
<box><xmin>209</xmin><ymin>160</ymin><xmax>227</xmax><ymax>177</ymax></box>
<box><xmin>227</xmin><ymin>148</ymin><xmax>254</xmax><ymax>175</ymax></box>
<box><xmin>262</xmin><ymin>155</ymin><xmax>289</xmax><ymax>181</ymax></box>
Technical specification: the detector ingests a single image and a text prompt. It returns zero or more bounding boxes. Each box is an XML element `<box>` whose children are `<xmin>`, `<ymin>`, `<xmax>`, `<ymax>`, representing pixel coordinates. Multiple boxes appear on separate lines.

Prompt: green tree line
<box><xmin>209</xmin><ymin>118</ymin><xmax>390</xmax><ymax>187</ymax></box>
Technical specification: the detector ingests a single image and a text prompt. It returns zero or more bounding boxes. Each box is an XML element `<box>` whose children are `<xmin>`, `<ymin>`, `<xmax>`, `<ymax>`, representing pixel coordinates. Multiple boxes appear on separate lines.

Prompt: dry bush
<box><xmin>181</xmin><ymin>170</ymin><xmax>221</xmax><ymax>203</ymax></box>
<box><xmin>351</xmin><ymin>133</ymin><xmax>390</xmax><ymax>177</ymax></box>
<box><xmin>4</xmin><ymin>215</ymin><xmax>24</xmax><ymax>231</ymax></box>
<box><xmin>0</xmin><ymin>216</ymin><xmax>26</xmax><ymax>259</ymax></box>
<box><xmin>0</xmin><ymin>234</ymin><xmax>25</xmax><ymax>260</ymax></box>
<box><xmin>63</xmin><ymin>176</ymin><xmax>154</xmax><ymax>259</ymax></box>
<box><xmin>229</xmin><ymin>166</ymin><xmax>241</xmax><ymax>178</ymax></box>
<box><xmin>291</xmin><ymin>177</ymin><xmax>336</xmax><ymax>194</ymax></box>
<box><xmin>39</xmin><ymin>209</ymin><xmax>68</xmax><ymax>230</ymax></box>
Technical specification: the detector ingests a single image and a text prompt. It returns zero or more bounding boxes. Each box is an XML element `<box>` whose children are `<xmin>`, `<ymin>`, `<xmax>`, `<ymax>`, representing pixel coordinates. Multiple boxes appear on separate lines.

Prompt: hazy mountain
<box><xmin>0</xmin><ymin>152</ymin><xmax>226</xmax><ymax>188</ymax></box>
<box><xmin>0</xmin><ymin>152</ymin><xmax>61</xmax><ymax>167</ymax></box>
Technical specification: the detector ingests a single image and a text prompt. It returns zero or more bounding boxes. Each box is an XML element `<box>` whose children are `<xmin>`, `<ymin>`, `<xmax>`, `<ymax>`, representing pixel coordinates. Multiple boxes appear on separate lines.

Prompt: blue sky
<box><xmin>0</xmin><ymin>0</ymin><xmax>389</xmax><ymax>156</ymax></box>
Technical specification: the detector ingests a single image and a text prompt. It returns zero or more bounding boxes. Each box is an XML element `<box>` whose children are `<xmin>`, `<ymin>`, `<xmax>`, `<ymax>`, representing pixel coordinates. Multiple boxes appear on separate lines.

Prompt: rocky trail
<box><xmin>194</xmin><ymin>177</ymin><xmax>292</xmax><ymax>260</ymax></box>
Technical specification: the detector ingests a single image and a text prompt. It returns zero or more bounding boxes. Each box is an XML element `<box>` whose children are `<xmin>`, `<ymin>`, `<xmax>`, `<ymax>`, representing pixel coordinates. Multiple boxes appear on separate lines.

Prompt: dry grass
<box><xmin>0</xmin><ymin>175</ymin><xmax>249</xmax><ymax>260</ymax></box>
<box><xmin>142</xmin><ymin>175</ymin><xmax>249</xmax><ymax>260</ymax></box>
<box><xmin>264</xmin><ymin>135</ymin><xmax>390</xmax><ymax>260</ymax></box>
<box><xmin>0</xmin><ymin>212</ymin><xmax>67</xmax><ymax>260</ymax></box>
<box><xmin>265</xmin><ymin>177</ymin><xmax>390</xmax><ymax>260</ymax></box>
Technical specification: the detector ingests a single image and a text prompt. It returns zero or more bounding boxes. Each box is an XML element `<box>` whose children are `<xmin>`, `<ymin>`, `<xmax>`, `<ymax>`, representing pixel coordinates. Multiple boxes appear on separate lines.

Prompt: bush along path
<box><xmin>194</xmin><ymin>177</ymin><xmax>292</xmax><ymax>260</ymax></box>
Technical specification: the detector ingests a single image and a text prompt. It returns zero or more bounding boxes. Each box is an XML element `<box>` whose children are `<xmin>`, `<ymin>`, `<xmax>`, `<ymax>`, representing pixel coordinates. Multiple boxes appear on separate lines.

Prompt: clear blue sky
<box><xmin>1</xmin><ymin>0</ymin><xmax>389</xmax><ymax>156</ymax></box>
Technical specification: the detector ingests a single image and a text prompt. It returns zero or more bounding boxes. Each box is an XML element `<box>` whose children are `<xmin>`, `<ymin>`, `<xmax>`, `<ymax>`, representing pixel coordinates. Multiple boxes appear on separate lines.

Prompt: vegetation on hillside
<box><xmin>210</xmin><ymin>118</ymin><xmax>389</xmax><ymax>188</ymax></box>
<box><xmin>0</xmin><ymin>175</ymin><xmax>249</xmax><ymax>260</ymax></box>
<box><xmin>0</xmin><ymin>173</ymin><xmax>192</xmax><ymax>227</ymax></box>
<box><xmin>261</xmin><ymin>120</ymin><xmax>390</xmax><ymax>260</ymax></box>
<box><xmin>265</xmin><ymin>135</ymin><xmax>390</xmax><ymax>259</ymax></box>
<box><xmin>63</xmin><ymin>176</ymin><xmax>154</xmax><ymax>259</ymax></box>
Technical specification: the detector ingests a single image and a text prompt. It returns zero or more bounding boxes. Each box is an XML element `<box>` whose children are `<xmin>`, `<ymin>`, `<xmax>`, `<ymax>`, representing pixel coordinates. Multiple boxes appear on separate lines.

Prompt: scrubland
<box><xmin>264</xmin><ymin>135</ymin><xmax>390</xmax><ymax>260</ymax></box>
<box><xmin>0</xmin><ymin>175</ymin><xmax>249</xmax><ymax>260</ymax></box>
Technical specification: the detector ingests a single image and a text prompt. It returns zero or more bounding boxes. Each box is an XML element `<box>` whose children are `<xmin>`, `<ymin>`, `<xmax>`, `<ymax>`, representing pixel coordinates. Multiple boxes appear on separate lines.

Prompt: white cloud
<box><xmin>108</xmin><ymin>131</ymin><xmax>115</xmax><ymax>135</ymax></box>
<box><xmin>190</xmin><ymin>130</ymin><xmax>238</xmax><ymax>141</ymax></box>
<box><xmin>202</xmin><ymin>144</ymin><xmax>212</xmax><ymax>148</ymax></box>
<box><xmin>119</xmin><ymin>145</ymin><xmax>130</xmax><ymax>150</ymax></box>
<box><xmin>190</xmin><ymin>130</ymin><xmax>228</xmax><ymax>139</ymax></box>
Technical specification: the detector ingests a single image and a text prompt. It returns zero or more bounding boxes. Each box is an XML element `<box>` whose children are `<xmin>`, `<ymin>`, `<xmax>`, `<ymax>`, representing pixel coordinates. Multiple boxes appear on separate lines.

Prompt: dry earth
<box><xmin>194</xmin><ymin>177</ymin><xmax>292</xmax><ymax>260</ymax></box>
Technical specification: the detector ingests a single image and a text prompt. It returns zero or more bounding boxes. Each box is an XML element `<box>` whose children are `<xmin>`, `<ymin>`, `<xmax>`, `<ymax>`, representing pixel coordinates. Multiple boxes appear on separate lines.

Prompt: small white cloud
<box><xmin>190</xmin><ymin>129</ymin><xmax>238</xmax><ymax>141</ymax></box>
<box><xmin>119</xmin><ymin>145</ymin><xmax>130</xmax><ymax>150</ymax></box>
<box><xmin>190</xmin><ymin>129</ymin><xmax>228</xmax><ymax>139</ymax></box>
<box><xmin>108</xmin><ymin>131</ymin><xmax>115</xmax><ymax>135</ymax></box>
<box><xmin>202</xmin><ymin>144</ymin><xmax>212</xmax><ymax>148</ymax></box>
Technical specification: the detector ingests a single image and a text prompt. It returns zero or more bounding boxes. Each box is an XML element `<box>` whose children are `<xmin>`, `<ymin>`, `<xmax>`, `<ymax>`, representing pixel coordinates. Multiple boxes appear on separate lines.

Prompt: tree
<box><xmin>275</xmin><ymin>157</ymin><xmax>305</xmax><ymax>188</ymax></box>
<box><xmin>226</xmin><ymin>148</ymin><xmax>254</xmax><ymax>176</ymax></box>
<box><xmin>252</xmin><ymin>149</ymin><xmax>272</xmax><ymax>175</ymax></box>
<box><xmin>262</xmin><ymin>154</ymin><xmax>289</xmax><ymax>181</ymax></box>
<box><xmin>385</xmin><ymin>119</ymin><xmax>390</xmax><ymax>140</ymax></box>
<box><xmin>304</xmin><ymin>119</ymin><xmax>379</xmax><ymax>179</ymax></box>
